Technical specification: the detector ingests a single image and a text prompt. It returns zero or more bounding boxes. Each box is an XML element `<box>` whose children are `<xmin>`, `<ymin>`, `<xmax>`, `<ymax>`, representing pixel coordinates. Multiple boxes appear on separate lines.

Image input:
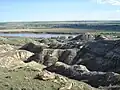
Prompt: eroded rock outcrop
<box><xmin>46</xmin><ymin>62</ymin><xmax>120</xmax><ymax>87</ymax></box>
<box><xmin>0</xmin><ymin>44</ymin><xmax>17</xmax><ymax>53</ymax></box>
<box><xmin>0</xmin><ymin>50</ymin><xmax>33</xmax><ymax>68</ymax></box>
<box><xmin>58</xmin><ymin>49</ymin><xmax>77</xmax><ymax>65</ymax></box>
<box><xmin>95</xmin><ymin>34</ymin><xmax>108</xmax><ymax>40</ymax></box>
<box><xmin>21</xmin><ymin>40</ymin><xmax>120</xmax><ymax>73</ymax></box>
<box><xmin>34</xmin><ymin>69</ymin><xmax>98</xmax><ymax>90</ymax></box>
<box><xmin>70</xmin><ymin>33</ymin><xmax>94</xmax><ymax>41</ymax></box>
<box><xmin>19</xmin><ymin>38</ymin><xmax>120</xmax><ymax>89</ymax></box>
<box><xmin>74</xmin><ymin>40</ymin><xmax>120</xmax><ymax>73</ymax></box>
<box><xmin>25</xmin><ymin>49</ymin><xmax>77</xmax><ymax>66</ymax></box>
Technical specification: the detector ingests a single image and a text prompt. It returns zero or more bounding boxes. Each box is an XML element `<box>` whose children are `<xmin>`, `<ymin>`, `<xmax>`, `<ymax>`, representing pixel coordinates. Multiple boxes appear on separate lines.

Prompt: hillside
<box><xmin>0</xmin><ymin>21</ymin><xmax>120</xmax><ymax>32</ymax></box>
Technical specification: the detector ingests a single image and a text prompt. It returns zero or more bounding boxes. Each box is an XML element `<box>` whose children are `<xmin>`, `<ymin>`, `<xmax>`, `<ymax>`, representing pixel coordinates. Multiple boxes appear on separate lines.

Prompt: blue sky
<box><xmin>0</xmin><ymin>0</ymin><xmax>120</xmax><ymax>22</ymax></box>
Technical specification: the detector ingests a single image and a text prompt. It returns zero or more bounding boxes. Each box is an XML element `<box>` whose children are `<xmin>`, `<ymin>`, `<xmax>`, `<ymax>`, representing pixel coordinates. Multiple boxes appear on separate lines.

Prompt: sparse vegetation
<box><xmin>0</xmin><ymin>21</ymin><xmax>120</xmax><ymax>90</ymax></box>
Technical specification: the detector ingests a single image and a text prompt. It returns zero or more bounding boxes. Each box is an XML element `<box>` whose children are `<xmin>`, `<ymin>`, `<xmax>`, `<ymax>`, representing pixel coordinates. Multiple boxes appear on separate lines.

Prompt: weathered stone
<box><xmin>59</xmin><ymin>82</ymin><xmax>73</xmax><ymax>90</ymax></box>
<box><xmin>74</xmin><ymin>40</ymin><xmax>120</xmax><ymax>72</ymax></box>
<box><xmin>0</xmin><ymin>44</ymin><xmax>17</xmax><ymax>53</ymax></box>
<box><xmin>95</xmin><ymin>34</ymin><xmax>108</xmax><ymax>40</ymax></box>
<box><xmin>25</xmin><ymin>53</ymin><xmax>44</xmax><ymax>64</ymax></box>
<box><xmin>46</xmin><ymin>62</ymin><xmax>71</xmax><ymax>76</ymax></box>
<box><xmin>25</xmin><ymin>49</ymin><xmax>77</xmax><ymax>66</ymax></box>
<box><xmin>15</xmin><ymin>38</ymin><xmax>120</xmax><ymax>89</ymax></box>
<box><xmin>0</xmin><ymin>50</ymin><xmax>33</xmax><ymax>68</ymax></box>
<box><xmin>34</xmin><ymin>70</ymin><xmax>55</xmax><ymax>81</ymax></box>
<box><xmin>71</xmin><ymin>33</ymin><xmax>94</xmax><ymax>41</ymax></box>
<box><xmin>46</xmin><ymin>62</ymin><xmax>120</xmax><ymax>87</ymax></box>
<box><xmin>43</xmin><ymin>54</ymin><xmax>58</xmax><ymax>67</ymax></box>
<box><xmin>59</xmin><ymin>49</ymin><xmax>77</xmax><ymax>65</ymax></box>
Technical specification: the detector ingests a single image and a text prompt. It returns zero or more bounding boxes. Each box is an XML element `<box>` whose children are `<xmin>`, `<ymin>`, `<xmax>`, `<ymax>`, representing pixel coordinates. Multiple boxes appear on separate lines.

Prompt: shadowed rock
<box><xmin>25</xmin><ymin>50</ymin><xmax>58</xmax><ymax>67</ymax></box>
<box><xmin>19</xmin><ymin>42</ymin><xmax>44</xmax><ymax>53</ymax></box>
<box><xmin>46</xmin><ymin>62</ymin><xmax>120</xmax><ymax>87</ymax></box>
<box><xmin>59</xmin><ymin>49</ymin><xmax>77</xmax><ymax>65</ymax></box>
<box><xmin>43</xmin><ymin>54</ymin><xmax>58</xmax><ymax>67</ymax></box>
<box><xmin>25</xmin><ymin>49</ymin><xmax>77</xmax><ymax>66</ymax></box>
<box><xmin>25</xmin><ymin>53</ymin><xmax>44</xmax><ymax>64</ymax></box>
<box><xmin>70</xmin><ymin>33</ymin><xmax>94</xmax><ymax>41</ymax></box>
<box><xmin>74</xmin><ymin>40</ymin><xmax>120</xmax><ymax>73</ymax></box>
<box><xmin>20</xmin><ymin>40</ymin><xmax>120</xmax><ymax>73</ymax></box>
<box><xmin>95</xmin><ymin>34</ymin><xmax>108</xmax><ymax>40</ymax></box>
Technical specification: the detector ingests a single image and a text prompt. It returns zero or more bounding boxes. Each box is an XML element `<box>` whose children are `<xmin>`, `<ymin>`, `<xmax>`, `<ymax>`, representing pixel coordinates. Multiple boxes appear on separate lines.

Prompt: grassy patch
<box><xmin>0</xmin><ymin>66</ymin><xmax>60</xmax><ymax>90</ymax></box>
<box><xmin>0</xmin><ymin>37</ymin><xmax>40</xmax><ymax>46</ymax></box>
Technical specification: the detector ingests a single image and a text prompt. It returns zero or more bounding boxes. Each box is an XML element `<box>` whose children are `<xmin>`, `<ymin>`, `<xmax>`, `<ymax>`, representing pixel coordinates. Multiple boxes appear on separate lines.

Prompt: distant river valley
<box><xmin>0</xmin><ymin>33</ymin><xmax>77</xmax><ymax>38</ymax></box>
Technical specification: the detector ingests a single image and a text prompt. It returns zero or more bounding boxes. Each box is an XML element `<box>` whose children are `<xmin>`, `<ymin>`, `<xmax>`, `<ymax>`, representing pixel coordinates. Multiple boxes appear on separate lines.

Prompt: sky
<box><xmin>0</xmin><ymin>0</ymin><xmax>120</xmax><ymax>22</ymax></box>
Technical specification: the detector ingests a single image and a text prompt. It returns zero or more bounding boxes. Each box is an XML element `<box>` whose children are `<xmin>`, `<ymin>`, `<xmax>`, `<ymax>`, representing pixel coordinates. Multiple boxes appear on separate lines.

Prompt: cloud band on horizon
<box><xmin>93</xmin><ymin>0</ymin><xmax>120</xmax><ymax>5</ymax></box>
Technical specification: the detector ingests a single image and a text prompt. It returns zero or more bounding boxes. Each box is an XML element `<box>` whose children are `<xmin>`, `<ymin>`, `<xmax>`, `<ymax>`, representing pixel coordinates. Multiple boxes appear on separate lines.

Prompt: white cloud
<box><xmin>93</xmin><ymin>0</ymin><xmax>120</xmax><ymax>5</ymax></box>
<box><xmin>116</xmin><ymin>9</ymin><xmax>120</xmax><ymax>12</ymax></box>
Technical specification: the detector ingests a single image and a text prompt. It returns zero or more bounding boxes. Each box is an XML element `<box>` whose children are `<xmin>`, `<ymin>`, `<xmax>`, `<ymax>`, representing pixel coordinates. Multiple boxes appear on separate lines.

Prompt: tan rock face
<box><xmin>0</xmin><ymin>44</ymin><xmax>16</xmax><ymax>53</ymax></box>
<box><xmin>35</xmin><ymin>70</ymin><xmax>55</xmax><ymax>81</ymax></box>
<box><xmin>0</xmin><ymin>50</ymin><xmax>33</xmax><ymax>68</ymax></box>
<box><xmin>59</xmin><ymin>83</ymin><xmax>73</xmax><ymax>90</ymax></box>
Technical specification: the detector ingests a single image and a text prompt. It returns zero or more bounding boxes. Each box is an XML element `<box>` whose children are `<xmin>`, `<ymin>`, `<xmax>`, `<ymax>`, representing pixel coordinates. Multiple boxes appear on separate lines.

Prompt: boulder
<box><xmin>34</xmin><ymin>70</ymin><xmax>55</xmax><ymax>81</ymax></box>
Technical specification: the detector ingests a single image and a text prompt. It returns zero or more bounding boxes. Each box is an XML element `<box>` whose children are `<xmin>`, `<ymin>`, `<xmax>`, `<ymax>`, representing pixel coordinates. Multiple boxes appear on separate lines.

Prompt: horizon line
<box><xmin>1</xmin><ymin>20</ymin><xmax>120</xmax><ymax>23</ymax></box>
